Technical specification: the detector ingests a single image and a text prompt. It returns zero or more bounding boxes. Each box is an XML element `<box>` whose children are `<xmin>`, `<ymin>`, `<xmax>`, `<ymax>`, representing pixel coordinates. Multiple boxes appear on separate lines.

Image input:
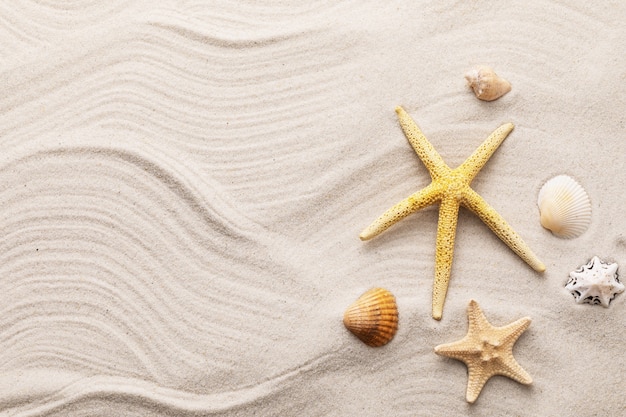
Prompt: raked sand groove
<box><xmin>1</xmin><ymin>352</ymin><xmax>338</xmax><ymax>416</ymax></box>
<box><xmin>0</xmin><ymin>1</ymin><xmax>625</xmax><ymax>416</ymax></box>
<box><xmin>0</xmin><ymin>142</ymin><xmax>348</xmax><ymax>415</ymax></box>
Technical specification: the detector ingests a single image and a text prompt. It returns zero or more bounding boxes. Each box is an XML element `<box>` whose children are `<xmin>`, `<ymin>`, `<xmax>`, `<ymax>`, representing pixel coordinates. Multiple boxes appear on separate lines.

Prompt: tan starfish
<box><xmin>360</xmin><ymin>106</ymin><xmax>545</xmax><ymax>320</ymax></box>
<box><xmin>434</xmin><ymin>300</ymin><xmax>532</xmax><ymax>403</ymax></box>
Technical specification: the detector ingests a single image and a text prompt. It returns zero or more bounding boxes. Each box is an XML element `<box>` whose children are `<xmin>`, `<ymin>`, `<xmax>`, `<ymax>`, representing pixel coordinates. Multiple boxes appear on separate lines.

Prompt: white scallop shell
<box><xmin>537</xmin><ymin>175</ymin><xmax>591</xmax><ymax>238</ymax></box>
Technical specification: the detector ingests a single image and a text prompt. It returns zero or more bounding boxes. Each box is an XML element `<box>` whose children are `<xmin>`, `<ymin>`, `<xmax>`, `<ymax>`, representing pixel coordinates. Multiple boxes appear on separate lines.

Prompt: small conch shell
<box><xmin>537</xmin><ymin>175</ymin><xmax>591</xmax><ymax>238</ymax></box>
<box><xmin>465</xmin><ymin>66</ymin><xmax>511</xmax><ymax>101</ymax></box>
<box><xmin>343</xmin><ymin>287</ymin><xmax>398</xmax><ymax>347</ymax></box>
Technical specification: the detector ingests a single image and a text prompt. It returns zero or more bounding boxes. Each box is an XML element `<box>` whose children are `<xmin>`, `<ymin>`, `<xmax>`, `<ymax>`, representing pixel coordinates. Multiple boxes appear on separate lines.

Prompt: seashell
<box><xmin>465</xmin><ymin>65</ymin><xmax>511</xmax><ymax>101</ymax></box>
<box><xmin>343</xmin><ymin>287</ymin><xmax>398</xmax><ymax>347</ymax></box>
<box><xmin>566</xmin><ymin>256</ymin><xmax>624</xmax><ymax>307</ymax></box>
<box><xmin>537</xmin><ymin>175</ymin><xmax>591</xmax><ymax>238</ymax></box>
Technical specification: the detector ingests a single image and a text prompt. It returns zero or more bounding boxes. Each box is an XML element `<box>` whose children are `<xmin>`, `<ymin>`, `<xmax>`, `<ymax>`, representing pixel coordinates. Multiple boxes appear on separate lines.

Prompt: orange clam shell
<box><xmin>343</xmin><ymin>288</ymin><xmax>399</xmax><ymax>347</ymax></box>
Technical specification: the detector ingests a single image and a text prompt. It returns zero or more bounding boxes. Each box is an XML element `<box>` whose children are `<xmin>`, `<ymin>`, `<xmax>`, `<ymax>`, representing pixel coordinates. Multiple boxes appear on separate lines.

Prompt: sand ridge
<box><xmin>0</xmin><ymin>1</ymin><xmax>625</xmax><ymax>416</ymax></box>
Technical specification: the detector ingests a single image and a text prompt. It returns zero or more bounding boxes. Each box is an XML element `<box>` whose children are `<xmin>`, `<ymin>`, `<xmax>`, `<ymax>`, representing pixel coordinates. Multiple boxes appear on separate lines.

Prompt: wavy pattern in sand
<box><xmin>2</xmin><ymin>353</ymin><xmax>337</xmax><ymax>416</ymax></box>
<box><xmin>0</xmin><ymin>3</ymin><xmax>370</xmax><ymax>414</ymax></box>
<box><xmin>1</xmin><ymin>1</ymin><xmax>626</xmax><ymax>416</ymax></box>
<box><xmin>0</xmin><ymin>143</ymin><xmax>345</xmax><ymax>416</ymax></box>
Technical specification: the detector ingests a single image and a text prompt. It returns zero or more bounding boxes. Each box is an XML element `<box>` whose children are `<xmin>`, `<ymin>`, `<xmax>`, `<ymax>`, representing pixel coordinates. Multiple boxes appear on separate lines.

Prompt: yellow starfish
<box><xmin>360</xmin><ymin>107</ymin><xmax>545</xmax><ymax>320</ymax></box>
<box><xmin>434</xmin><ymin>300</ymin><xmax>532</xmax><ymax>403</ymax></box>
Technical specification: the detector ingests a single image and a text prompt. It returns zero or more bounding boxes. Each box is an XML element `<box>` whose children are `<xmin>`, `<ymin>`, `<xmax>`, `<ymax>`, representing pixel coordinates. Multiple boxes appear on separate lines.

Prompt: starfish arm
<box><xmin>434</xmin><ymin>338</ymin><xmax>475</xmax><ymax>360</ymax></box>
<box><xmin>467</xmin><ymin>299</ymin><xmax>493</xmax><ymax>333</ymax></box>
<box><xmin>498</xmin><ymin>317</ymin><xmax>531</xmax><ymax>345</ymax></box>
<box><xmin>395</xmin><ymin>106</ymin><xmax>450</xmax><ymax>180</ymax></box>
<box><xmin>462</xmin><ymin>188</ymin><xmax>546</xmax><ymax>272</ymax></box>
<box><xmin>432</xmin><ymin>197</ymin><xmax>460</xmax><ymax>320</ymax></box>
<box><xmin>465</xmin><ymin>363</ymin><xmax>494</xmax><ymax>403</ymax></box>
<box><xmin>494</xmin><ymin>319</ymin><xmax>533</xmax><ymax>384</ymax></box>
<box><xmin>496</xmin><ymin>357</ymin><xmax>533</xmax><ymax>386</ymax></box>
<box><xmin>359</xmin><ymin>182</ymin><xmax>440</xmax><ymax>241</ymax></box>
<box><xmin>457</xmin><ymin>123</ymin><xmax>514</xmax><ymax>182</ymax></box>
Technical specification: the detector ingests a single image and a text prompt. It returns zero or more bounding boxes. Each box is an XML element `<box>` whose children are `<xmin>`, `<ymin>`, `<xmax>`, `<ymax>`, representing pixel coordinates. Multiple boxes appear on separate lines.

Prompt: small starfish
<box><xmin>434</xmin><ymin>300</ymin><xmax>532</xmax><ymax>403</ymax></box>
<box><xmin>360</xmin><ymin>107</ymin><xmax>545</xmax><ymax>320</ymax></box>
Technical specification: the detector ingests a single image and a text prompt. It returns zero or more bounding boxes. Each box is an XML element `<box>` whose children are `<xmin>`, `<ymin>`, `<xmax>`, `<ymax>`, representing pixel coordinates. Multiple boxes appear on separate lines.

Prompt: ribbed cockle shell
<box><xmin>465</xmin><ymin>66</ymin><xmax>512</xmax><ymax>101</ymax></box>
<box><xmin>343</xmin><ymin>287</ymin><xmax>398</xmax><ymax>347</ymax></box>
<box><xmin>537</xmin><ymin>175</ymin><xmax>591</xmax><ymax>238</ymax></box>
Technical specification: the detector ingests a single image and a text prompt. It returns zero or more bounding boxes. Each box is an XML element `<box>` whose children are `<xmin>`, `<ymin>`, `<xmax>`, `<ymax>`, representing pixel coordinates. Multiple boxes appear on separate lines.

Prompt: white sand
<box><xmin>0</xmin><ymin>1</ymin><xmax>625</xmax><ymax>415</ymax></box>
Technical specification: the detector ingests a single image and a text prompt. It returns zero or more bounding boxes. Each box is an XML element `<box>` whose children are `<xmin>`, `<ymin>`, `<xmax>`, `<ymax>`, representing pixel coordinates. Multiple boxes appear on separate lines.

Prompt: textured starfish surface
<box><xmin>360</xmin><ymin>106</ymin><xmax>545</xmax><ymax>320</ymax></box>
<box><xmin>434</xmin><ymin>300</ymin><xmax>532</xmax><ymax>403</ymax></box>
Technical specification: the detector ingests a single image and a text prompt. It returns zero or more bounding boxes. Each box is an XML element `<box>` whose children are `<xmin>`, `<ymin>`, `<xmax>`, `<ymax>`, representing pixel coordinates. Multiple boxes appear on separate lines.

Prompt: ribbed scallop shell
<box><xmin>464</xmin><ymin>66</ymin><xmax>511</xmax><ymax>101</ymax></box>
<box><xmin>537</xmin><ymin>175</ymin><xmax>591</xmax><ymax>238</ymax></box>
<box><xmin>343</xmin><ymin>288</ymin><xmax>398</xmax><ymax>347</ymax></box>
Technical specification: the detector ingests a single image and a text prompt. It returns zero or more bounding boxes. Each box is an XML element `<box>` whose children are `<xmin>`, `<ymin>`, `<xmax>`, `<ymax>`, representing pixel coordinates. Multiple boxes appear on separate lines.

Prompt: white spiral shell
<box><xmin>537</xmin><ymin>175</ymin><xmax>591</xmax><ymax>238</ymax></box>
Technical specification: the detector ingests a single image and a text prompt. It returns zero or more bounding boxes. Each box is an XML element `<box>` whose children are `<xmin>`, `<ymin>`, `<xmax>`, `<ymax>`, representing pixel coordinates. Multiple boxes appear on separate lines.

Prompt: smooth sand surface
<box><xmin>1</xmin><ymin>1</ymin><xmax>625</xmax><ymax>416</ymax></box>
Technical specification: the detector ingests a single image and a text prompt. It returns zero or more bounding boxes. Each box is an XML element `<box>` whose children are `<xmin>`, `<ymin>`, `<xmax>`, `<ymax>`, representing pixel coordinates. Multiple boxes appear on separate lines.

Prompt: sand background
<box><xmin>0</xmin><ymin>1</ymin><xmax>625</xmax><ymax>416</ymax></box>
